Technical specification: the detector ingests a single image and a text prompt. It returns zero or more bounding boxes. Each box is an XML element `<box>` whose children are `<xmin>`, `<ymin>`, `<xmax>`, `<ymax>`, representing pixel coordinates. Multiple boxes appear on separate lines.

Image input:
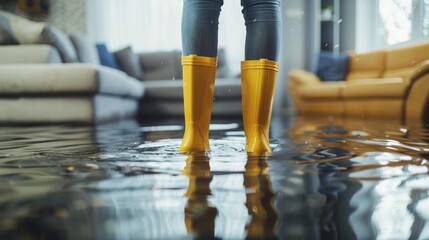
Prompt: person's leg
<box><xmin>182</xmin><ymin>0</ymin><xmax>223</xmax><ymax>57</ymax></box>
<box><xmin>240</xmin><ymin>0</ymin><xmax>281</xmax><ymax>155</ymax></box>
<box><xmin>180</xmin><ymin>0</ymin><xmax>223</xmax><ymax>153</ymax></box>
<box><xmin>242</xmin><ymin>0</ymin><xmax>281</xmax><ymax>61</ymax></box>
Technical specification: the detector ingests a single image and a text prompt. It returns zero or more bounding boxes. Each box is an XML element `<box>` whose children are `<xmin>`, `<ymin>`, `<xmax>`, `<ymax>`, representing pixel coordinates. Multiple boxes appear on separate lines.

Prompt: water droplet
<box><xmin>338</xmin><ymin>19</ymin><xmax>343</xmax><ymax>23</ymax></box>
<box><xmin>253</xmin><ymin>18</ymin><xmax>257</xmax><ymax>22</ymax></box>
<box><xmin>399</xmin><ymin>128</ymin><xmax>408</xmax><ymax>133</ymax></box>
<box><xmin>228</xmin><ymin>89</ymin><xmax>231</xmax><ymax>92</ymax></box>
<box><xmin>334</xmin><ymin>44</ymin><xmax>339</xmax><ymax>48</ymax></box>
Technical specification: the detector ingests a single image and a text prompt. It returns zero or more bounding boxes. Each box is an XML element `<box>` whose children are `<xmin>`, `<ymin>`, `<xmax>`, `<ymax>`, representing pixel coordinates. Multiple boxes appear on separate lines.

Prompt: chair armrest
<box><xmin>288</xmin><ymin>69</ymin><xmax>321</xmax><ymax>86</ymax></box>
<box><xmin>0</xmin><ymin>45</ymin><xmax>62</xmax><ymax>64</ymax></box>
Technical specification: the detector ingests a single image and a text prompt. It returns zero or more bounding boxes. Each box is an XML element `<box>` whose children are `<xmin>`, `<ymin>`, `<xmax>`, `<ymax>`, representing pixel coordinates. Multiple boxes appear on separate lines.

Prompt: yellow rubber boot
<box><xmin>241</xmin><ymin>59</ymin><xmax>279</xmax><ymax>155</ymax></box>
<box><xmin>179</xmin><ymin>55</ymin><xmax>217</xmax><ymax>153</ymax></box>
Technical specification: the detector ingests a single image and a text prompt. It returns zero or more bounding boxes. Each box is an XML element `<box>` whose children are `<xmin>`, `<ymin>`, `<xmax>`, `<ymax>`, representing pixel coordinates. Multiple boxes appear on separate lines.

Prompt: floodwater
<box><xmin>0</xmin><ymin>115</ymin><xmax>428</xmax><ymax>240</ymax></box>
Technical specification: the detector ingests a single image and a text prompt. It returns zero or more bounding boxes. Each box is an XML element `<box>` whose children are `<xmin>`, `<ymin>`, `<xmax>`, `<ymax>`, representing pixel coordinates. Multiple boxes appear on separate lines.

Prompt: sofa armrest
<box><xmin>0</xmin><ymin>45</ymin><xmax>62</xmax><ymax>64</ymax></box>
<box><xmin>288</xmin><ymin>69</ymin><xmax>322</xmax><ymax>86</ymax></box>
<box><xmin>407</xmin><ymin>59</ymin><xmax>429</xmax><ymax>83</ymax></box>
<box><xmin>404</xmin><ymin>61</ymin><xmax>429</xmax><ymax>123</ymax></box>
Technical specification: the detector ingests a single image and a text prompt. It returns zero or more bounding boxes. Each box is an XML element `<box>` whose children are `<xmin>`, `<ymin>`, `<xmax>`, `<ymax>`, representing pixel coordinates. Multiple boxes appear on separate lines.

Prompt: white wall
<box><xmin>47</xmin><ymin>0</ymin><xmax>86</xmax><ymax>34</ymax></box>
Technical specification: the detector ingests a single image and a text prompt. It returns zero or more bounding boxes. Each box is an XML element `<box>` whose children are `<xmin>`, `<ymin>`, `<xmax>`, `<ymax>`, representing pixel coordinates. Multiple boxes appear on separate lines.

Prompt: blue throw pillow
<box><xmin>96</xmin><ymin>43</ymin><xmax>120</xmax><ymax>69</ymax></box>
<box><xmin>316</xmin><ymin>51</ymin><xmax>350</xmax><ymax>81</ymax></box>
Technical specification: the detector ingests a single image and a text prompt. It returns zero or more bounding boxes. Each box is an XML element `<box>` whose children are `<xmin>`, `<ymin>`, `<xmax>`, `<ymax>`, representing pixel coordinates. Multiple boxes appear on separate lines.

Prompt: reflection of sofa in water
<box><xmin>289</xmin><ymin>42</ymin><xmax>429</xmax><ymax>123</ymax></box>
<box><xmin>139</xmin><ymin>49</ymin><xmax>242</xmax><ymax>118</ymax></box>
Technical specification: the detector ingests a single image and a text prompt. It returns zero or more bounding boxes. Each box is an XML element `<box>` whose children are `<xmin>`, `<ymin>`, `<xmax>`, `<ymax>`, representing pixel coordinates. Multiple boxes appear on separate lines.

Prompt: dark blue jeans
<box><xmin>182</xmin><ymin>0</ymin><xmax>281</xmax><ymax>61</ymax></box>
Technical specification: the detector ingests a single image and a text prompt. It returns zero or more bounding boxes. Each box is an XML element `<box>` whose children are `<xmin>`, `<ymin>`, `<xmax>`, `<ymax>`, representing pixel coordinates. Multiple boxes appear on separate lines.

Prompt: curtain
<box><xmin>86</xmin><ymin>0</ymin><xmax>246</xmax><ymax>75</ymax></box>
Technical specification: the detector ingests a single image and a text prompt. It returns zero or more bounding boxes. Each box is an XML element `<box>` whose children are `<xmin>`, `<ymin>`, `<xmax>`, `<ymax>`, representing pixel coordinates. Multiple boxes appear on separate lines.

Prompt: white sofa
<box><xmin>0</xmin><ymin>44</ymin><xmax>145</xmax><ymax>123</ymax></box>
<box><xmin>0</xmin><ymin>10</ymin><xmax>243</xmax><ymax>123</ymax></box>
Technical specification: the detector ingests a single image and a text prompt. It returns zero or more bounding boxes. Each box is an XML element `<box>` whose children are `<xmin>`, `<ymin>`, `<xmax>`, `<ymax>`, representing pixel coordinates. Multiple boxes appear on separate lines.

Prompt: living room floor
<box><xmin>0</xmin><ymin>114</ymin><xmax>428</xmax><ymax>239</ymax></box>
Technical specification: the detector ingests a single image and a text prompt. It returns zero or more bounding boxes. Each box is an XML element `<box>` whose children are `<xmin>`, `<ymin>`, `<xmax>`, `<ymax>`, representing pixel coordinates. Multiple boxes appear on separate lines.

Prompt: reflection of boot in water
<box><xmin>244</xmin><ymin>156</ymin><xmax>278</xmax><ymax>238</ymax></box>
<box><xmin>182</xmin><ymin>154</ymin><xmax>218</xmax><ymax>239</ymax></box>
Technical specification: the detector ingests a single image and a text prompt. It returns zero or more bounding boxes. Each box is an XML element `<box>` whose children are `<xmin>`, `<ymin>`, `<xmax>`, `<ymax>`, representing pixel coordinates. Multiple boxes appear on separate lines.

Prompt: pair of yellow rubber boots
<box><xmin>179</xmin><ymin>55</ymin><xmax>278</xmax><ymax>155</ymax></box>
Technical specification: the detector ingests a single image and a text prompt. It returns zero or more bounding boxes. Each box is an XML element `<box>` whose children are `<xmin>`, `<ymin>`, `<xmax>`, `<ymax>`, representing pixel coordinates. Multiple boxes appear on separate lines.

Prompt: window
<box><xmin>87</xmin><ymin>0</ymin><xmax>245</xmax><ymax>75</ymax></box>
<box><xmin>423</xmin><ymin>0</ymin><xmax>429</xmax><ymax>36</ymax></box>
<box><xmin>376</xmin><ymin>0</ymin><xmax>429</xmax><ymax>47</ymax></box>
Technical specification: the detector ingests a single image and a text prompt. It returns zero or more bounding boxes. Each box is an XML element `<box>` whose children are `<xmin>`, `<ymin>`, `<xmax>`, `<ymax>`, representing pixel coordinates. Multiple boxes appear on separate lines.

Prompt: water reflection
<box><xmin>0</xmin><ymin>116</ymin><xmax>428</xmax><ymax>239</ymax></box>
<box><xmin>182</xmin><ymin>154</ymin><xmax>217</xmax><ymax>239</ymax></box>
<box><xmin>182</xmin><ymin>154</ymin><xmax>278</xmax><ymax>239</ymax></box>
<box><xmin>243</xmin><ymin>156</ymin><xmax>277</xmax><ymax>239</ymax></box>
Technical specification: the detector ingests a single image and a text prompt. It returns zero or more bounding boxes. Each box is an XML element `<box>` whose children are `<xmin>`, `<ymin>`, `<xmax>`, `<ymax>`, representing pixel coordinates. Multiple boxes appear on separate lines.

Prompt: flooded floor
<box><xmin>0</xmin><ymin>115</ymin><xmax>428</xmax><ymax>240</ymax></box>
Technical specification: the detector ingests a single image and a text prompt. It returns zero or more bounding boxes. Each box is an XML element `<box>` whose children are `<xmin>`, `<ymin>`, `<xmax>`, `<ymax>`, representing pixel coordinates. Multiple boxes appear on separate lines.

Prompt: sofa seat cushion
<box><xmin>0</xmin><ymin>45</ymin><xmax>61</xmax><ymax>64</ymax></box>
<box><xmin>0</xmin><ymin>64</ymin><xmax>144</xmax><ymax>98</ymax></box>
<box><xmin>143</xmin><ymin>77</ymin><xmax>241</xmax><ymax>100</ymax></box>
<box><xmin>300</xmin><ymin>82</ymin><xmax>346</xmax><ymax>99</ymax></box>
<box><xmin>0</xmin><ymin>95</ymin><xmax>138</xmax><ymax>123</ymax></box>
<box><xmin>343</xmin><ymin>78</ymin><xmax>406</xmax><ymax>98</ymax></box>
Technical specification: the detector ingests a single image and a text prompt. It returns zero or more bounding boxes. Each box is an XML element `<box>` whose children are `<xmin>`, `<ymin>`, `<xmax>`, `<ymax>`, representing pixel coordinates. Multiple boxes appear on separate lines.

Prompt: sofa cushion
<box><xmin>316</xmin><ymin>51</ymin><xmax>349</xmax><ymax>81</ymax></box>
<box><xmin>0</xmin><ymin>45</ymin><xmax>61</xmax><ymax>64</ymax></box>
<box><xmin>41</xmin><ymin>26</ymin><xmax>79</xmax><ymax>63</ymax></box>
<box><xmin>342</xmin><ymin>78</ymin><xmax>406</xmax><ymax>98</ymax></box>
<box><xmin>142</xmin><ymin>77</ymin><xmax>241</xmax><ymax>100</ymax></box>
<box><xmin>0</xmin><ymin>10</ymin><xmax>45</xmax><ymax>44</ymax></box>
<box><xmin>70</xmin><ymin>33</ymin><xmax>100</xmax><ymax>64</ymax></box>
<box><xmin>139</xmin><ymin>50</ymin><xmax>181</xmax><ymax>80</ymax></box>
<box><xmin>0</xmin><ymin>95</ymin><xmax>139</xmax><ymax>123</ymax></box>
<box><xmin>217</xmin><ymin>48</ymin><xmax>231</xmax><ymax>78</ymax></box>
<box><xmin>300</xmin><ymin>82</ymin><xmax>345</xmax><ymax>99</ymax></box>
<box><xmin>114</xmin><ymin>46</ymin><xmax>144</xmax><ymax>80</ymax></box>
<box><xmin>0</xmin><ymin>64</ymin><xmax>144</xmax><ymax>98</ymax></box>
<box><xmin>96</xmin><ymin>43</ymin><xmax>120</xmax><ymax>70</ymax></box>
<box><xmin>383</xmin><ymin>41</ymin><xmax>429</xmax><ymax>79</ymax></box>
<box><xmin>347</xmin><ymin>50</ymin><xmax>386</xmax><ymax>81</ymax></box>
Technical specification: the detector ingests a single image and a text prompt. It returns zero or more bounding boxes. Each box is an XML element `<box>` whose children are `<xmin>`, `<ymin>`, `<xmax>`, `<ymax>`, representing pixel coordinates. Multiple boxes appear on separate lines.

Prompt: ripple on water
<box><xmin>0</xmin><ymin>117</ymin><xmax>428</xmax><ymax>239</ymax></box>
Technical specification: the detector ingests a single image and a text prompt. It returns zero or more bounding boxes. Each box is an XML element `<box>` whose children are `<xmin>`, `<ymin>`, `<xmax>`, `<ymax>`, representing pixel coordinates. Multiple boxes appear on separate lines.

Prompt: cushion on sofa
<box><xmin>41</xmin><ymin>26</ymin><xmax>78</xmax><ymax>63</ymax></box>
<box><xmin>0</xmin><ymin>10</ymin><xmax>45</xmax><ymax>44</ymax></box>
<box><xmin>346</xmin><ymin>50</ymin><xmax>386</xmax><ymax>81</ymax></box>
<box><xmin>143</xmin><ymin>78</ymin><xmax>241</xmax><ymax>100</ymax></box>
<box><xmin>96</xmin><ymin>43</ymin><xmax>120</xmax><ymax>70</ymax></box>
<box><xmin>114</xmin><ymin>46</ymin><xmax>144</xmax><ymax>80</ymax></box>
<box><xmin>139</xmin><ymin>50</ymin><xmax>181</xmax><ymax>80</ymax></box>
<box><xmin>70</xmin><ymin>33</ymin><xmax>100</xmax><ymax>64</ymax></box>
<box><xmin>139</xmin><ymin>49</ymin><xmax>232</xmax><ymax>81</ymax></box>
<box><xmin>383</xmin><ymin>41</ymin><xmax>429</xmax><ymax>79</ymax></box>
<box><xmin>0</xmin><ymin>64</ymin><xmax>144</xmax><ymax>98</ymax></box>
<box><xmin>0</xmin><ymin>45</ymin><xmax>61</xmax><ymax>64</ymax></box>
<box><xmin>342</xmin><ymin>78</ymin><xmax>406</xmax><ymax>98</ymax></box>
<box><xmin>300</xmin><ymin>82</ymin><xmax>345</xmax><ymax>99</ymax></box>
<box><xmin>316</xmin><ymin>51</ymin><xmax>349</xmax><ymax>81</ymax></box>
<box><xmin>216</xmin><ymin>48</ymin><xmax>231</xmax><ymax>78</ymax></box>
